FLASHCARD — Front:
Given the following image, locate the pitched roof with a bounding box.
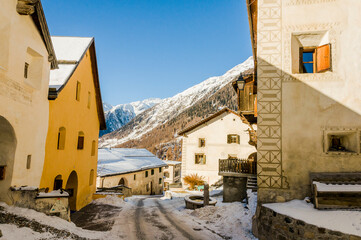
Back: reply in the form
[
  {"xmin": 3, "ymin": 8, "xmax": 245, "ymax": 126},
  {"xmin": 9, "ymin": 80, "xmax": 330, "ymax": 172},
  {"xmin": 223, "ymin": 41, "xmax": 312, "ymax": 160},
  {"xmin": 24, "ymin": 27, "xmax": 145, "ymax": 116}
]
[
  {"xmin": 48, "ymin": 36, "xmax": 106, "ymax": 130},
  {"xmin": 163, "ymin": 160, "xmax": 182, "ymax": 165},
  {"xmin": 97, "ymin": 148, "xmax": 167, "ymax": 177},
  {"xmin": 178, "ymin": 107, "xmax": 241, "ymax": 136}
]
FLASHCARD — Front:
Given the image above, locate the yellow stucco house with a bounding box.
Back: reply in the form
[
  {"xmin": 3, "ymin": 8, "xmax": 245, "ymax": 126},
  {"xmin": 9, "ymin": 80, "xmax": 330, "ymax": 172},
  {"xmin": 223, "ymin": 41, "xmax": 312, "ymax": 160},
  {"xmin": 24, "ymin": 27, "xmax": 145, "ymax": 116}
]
[
  {"xmin": 0, "ymin": 0, "xmax": 57, "ymax": 204},
  {"xmin": 40, "ymin": 36, "xmax": 106, "ymax": 211}
]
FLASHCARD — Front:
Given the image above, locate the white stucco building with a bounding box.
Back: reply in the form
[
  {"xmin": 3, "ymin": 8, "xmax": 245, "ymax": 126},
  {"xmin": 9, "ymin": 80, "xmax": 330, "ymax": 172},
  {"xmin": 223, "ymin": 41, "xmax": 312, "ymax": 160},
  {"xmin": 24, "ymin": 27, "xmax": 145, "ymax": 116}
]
[
  {"xmin": 0, "ymin": 0, "xmax": 57, "ymax": 204},
  {"xmin": 163, "ymin": 160, "xmax": 181, "ymax": 190},
  {"xmin": 97, "ymin": 148, "xmax": 167, "ymax": 195},
  {"xmin": 179, "ymin": 108, "xmax": 256, "ymax": 186}
]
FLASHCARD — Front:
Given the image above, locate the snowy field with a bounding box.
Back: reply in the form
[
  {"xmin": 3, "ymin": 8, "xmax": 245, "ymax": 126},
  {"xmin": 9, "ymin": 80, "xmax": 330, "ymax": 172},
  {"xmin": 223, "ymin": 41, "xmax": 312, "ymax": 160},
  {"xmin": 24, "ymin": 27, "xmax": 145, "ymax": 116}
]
[{"xmin": 0, "ymin": 189, "xmax": 258, "ymax": 240}]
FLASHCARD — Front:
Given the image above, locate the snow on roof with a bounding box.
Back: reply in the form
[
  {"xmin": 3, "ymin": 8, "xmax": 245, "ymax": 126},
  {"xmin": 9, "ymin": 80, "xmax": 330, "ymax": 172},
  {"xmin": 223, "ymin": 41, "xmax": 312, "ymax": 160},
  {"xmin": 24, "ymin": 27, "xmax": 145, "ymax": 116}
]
[
  {"xmin": 98, "ymin": 148, "xmax": 167, "ymax": 177},
  {"xmin": 313, "ymin": 181, "xmax": 361, "ymax": 192},
  {"xmin": 264, "ymin": 200, "xmax": 361, "ymax": 237},
  {"xmin": 49, "ymin": 36, "xmax": 93, "ymax": 90},
  {"xmin": 164, "ymin": 160, "xmax": 182, "ymax": 165}
]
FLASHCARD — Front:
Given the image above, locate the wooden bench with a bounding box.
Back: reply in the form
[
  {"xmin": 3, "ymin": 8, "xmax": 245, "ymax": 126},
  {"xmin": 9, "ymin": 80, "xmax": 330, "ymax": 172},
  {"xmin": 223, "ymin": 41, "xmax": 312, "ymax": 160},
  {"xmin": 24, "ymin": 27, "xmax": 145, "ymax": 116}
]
[{"xmin": 310, "ymin": 172, "xmax": 361, "ymax": 209}]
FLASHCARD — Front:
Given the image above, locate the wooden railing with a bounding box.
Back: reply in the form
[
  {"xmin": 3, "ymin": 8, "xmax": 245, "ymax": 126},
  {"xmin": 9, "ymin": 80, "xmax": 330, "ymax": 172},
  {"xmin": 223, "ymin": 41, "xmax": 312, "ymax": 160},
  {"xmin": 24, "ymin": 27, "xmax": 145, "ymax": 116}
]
[{"xmin": 219, "ymin": 158, "xmax": 257, "ymax": 175}]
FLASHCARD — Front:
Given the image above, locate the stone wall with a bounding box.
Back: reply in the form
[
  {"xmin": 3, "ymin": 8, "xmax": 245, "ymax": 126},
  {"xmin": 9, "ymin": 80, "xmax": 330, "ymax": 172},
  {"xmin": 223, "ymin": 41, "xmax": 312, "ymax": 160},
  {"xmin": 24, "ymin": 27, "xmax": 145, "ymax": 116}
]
[{"xmin": 255, "ymin": 205, "xmax": 361, "ymax": 240}]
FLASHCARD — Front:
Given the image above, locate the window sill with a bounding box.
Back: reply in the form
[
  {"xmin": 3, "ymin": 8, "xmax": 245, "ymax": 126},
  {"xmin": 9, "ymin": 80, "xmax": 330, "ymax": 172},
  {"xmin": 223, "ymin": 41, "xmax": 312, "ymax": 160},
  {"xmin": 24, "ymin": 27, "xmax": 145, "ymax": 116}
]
[{"xmin": 324, "ymin": 151, "xmax": 359, "ymax": 156}]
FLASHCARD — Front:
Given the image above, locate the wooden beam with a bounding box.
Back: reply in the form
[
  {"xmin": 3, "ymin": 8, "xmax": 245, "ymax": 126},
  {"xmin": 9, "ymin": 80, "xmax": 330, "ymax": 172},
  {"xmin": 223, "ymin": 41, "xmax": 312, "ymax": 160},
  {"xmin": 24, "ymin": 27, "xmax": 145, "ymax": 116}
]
[{"xmin": 16, "ymin": 0, "xmax": 39, "ymax": 15}]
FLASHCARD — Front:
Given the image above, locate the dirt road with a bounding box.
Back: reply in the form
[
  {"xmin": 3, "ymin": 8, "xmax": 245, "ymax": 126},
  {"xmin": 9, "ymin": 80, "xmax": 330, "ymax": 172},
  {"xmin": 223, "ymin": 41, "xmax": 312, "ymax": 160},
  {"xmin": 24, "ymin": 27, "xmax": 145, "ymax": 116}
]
[{"xmin": 74, "ymin": 196, "xmax": 222, "ymax": 240}]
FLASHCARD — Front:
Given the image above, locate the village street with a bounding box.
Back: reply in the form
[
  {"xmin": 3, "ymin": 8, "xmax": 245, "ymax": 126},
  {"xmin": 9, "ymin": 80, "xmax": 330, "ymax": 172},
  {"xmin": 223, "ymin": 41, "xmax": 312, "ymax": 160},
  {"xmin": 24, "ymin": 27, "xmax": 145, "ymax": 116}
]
[{"xmin": 69, "ymin": 192, "xmax": 258, "ymax": 240}]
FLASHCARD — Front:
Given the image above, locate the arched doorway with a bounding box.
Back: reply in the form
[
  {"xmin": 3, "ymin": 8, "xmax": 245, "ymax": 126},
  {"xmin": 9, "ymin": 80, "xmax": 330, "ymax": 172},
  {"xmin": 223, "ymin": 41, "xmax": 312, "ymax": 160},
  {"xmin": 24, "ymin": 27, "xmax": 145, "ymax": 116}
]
[
  {"xmin": 0, "ymin": 116, "xmax": 17, "ymax": 201},
  {"xmin": 247, "ymin": 152, "xmax": 257, "ymax": 174},
  {"xmin": 65, "ymin": 171, "xmax": 78, "ymax": 211},
  {"xmin": 118, "ymin": 177, "xmax": 127, "ymax": 187}
]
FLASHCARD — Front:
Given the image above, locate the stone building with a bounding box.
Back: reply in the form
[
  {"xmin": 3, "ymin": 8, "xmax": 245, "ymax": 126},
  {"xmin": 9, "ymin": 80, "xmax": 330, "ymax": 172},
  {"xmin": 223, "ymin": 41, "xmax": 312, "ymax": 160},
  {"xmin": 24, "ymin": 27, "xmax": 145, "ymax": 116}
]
[
  {"xmin": 40, "ymin": 36, "xmax": 106, "ymax": 211},
  {"xmin": 163, "ymin": 160, "xmax": 181, "ymax": 190},
  {"xmin": 179, "ymin": 108, "xmax": 256, "ymax": 186},
  {"xmin": 97, "ymin": 148, "xmax": 167, "ymax": 195},
  {"xmin": 0, "ymin": 0, "xmax": 57, "ymax": 204},
  {"xmin": 246, "ymin": 0, "xmax": 361, "ymax": 204}
]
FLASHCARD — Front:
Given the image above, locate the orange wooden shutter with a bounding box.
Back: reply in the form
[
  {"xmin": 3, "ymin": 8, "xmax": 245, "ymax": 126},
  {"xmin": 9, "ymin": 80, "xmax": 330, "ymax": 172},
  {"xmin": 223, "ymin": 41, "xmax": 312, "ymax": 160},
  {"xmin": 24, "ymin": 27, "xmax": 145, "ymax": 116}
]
[{"xmin": 316, "ymin": 44, "xmax": 331, "ymax": 73}]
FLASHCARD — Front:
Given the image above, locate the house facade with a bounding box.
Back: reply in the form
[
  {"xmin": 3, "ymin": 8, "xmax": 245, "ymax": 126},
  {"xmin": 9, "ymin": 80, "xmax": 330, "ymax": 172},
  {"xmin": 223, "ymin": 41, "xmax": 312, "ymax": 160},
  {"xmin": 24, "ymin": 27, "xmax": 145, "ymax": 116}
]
[
  {"xmin": 97, "ymin": 148, "xmax": 167, "ymax": 195},
  {"xmin": 40, "ymin": 37, "xmax": 106, "ymax": 211},
  {"xmin": 0, "ymin": 0, "xmax": 57, "ymax": 204},
  {"xmin": 163, "ymin": 160, "xmax": 181, "ymax": 189},
  {"xmin": 179, "ymin": 108, "xmax": 256, "ymax": 186},
  {"xmin": 246, "ymin": 0, "xmax": 361, "ymax": 204}
]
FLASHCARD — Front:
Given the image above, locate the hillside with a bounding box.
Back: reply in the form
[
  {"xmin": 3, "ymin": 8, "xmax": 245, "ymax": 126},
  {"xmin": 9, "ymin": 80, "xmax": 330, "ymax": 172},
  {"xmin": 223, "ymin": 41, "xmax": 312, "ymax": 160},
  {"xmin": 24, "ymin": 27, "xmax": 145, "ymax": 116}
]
[{"xmin": 99, "ymin": 57, "xmax": 254, "ymax": 159}]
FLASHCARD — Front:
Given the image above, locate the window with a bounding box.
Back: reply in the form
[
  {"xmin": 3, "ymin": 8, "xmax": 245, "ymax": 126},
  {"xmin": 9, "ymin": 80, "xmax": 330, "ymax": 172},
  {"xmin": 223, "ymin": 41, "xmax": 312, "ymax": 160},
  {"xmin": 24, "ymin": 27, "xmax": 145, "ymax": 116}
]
[
  {"xmin": 57, "ymin": 127, "xmax": 66, "ymax": 150},
  {"xmin": 77, "ymin": 131, "xmax": 84, "ymax": 150},
  {"xmin": 195, "ymin": 154, "xmax": 206, "ymax": 165},
  {"xmin": 134, "ymin": 174, "xmax": 136, "ymax": 180},
  {"xmin": 151, "ymin": 169, "xmax": 154, "ymax": 175},
  {"xmin": 87, "ymin": 91, "xmax": 91, "ymax": 109},
  {"xmin": 159, "ymin": 178, "xmax": 162, "ymax": 184},
  {"xmin": 145, "ymin": 171, "xmax": 148, "ymax": 178},
  {"xmin": 0, "ymin": 166, "xmax": 5, "ymax": 180},
  {"xmin": 175, "ymin": 170, "xmax": 180, "ymax": 177},
  {"xmin": 227, "ymin": 134, "xmax": 240, "ymax": 144},
  {"xmin": 164, "ymin": 172, "xmax": 170, "ymax": 178},
  {"xmin": 26, "ymin": 155, "xmax": 31, "ymax": 169},
  {"xmin": 24, "ymin": 47, "xmax": 43, "ymax": 89},
  {"xmin": 53, "ymin": 175, "xmax": 63, "ymax": 190},
  {"xmin": 159, "ymin": 167, "xmax": 162, "ymax": 173},
  {"xmin": 24, "ymin": 62, "xmax": 29, "ymax": 78},
  {"xmin": 324, "ymin": 129, "xmax": 359, "ymax": 154},
  {"xmin": 300, "ymin": 44, "xmax": 331, "ymax": 73},
  {"xmin": 91, "ymin": 140, "xmax": 96, "ymax": 156},
  {"xmin": 76, "ymin": 81, "xmax": 81, "ymax": 101},
  {"xmin": 199, "ymin": 138, "xmax": 205, "ymax": 147},
  {"xmin": 89, "ymin": 169, "xmax": 94, "ymax": 186}
]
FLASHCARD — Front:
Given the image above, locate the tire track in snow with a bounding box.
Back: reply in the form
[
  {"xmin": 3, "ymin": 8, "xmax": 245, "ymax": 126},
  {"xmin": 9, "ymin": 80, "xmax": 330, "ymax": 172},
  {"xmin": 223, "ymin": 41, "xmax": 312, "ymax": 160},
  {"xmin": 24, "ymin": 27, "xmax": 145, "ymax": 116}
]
[
  {"xmin": 135, "ymin": 199, "xmax": 146, "ymax": 240},
  {"xmin": 155, "ymin": 200, "xmax": 207, "ymax": 240}
]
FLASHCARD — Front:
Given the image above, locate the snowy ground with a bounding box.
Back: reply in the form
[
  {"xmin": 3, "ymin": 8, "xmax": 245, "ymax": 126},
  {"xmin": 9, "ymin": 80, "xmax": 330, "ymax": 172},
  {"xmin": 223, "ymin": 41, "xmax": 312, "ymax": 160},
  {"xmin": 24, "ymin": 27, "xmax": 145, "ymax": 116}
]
[
  {"xmin": 264, "ymin": 200, "xmax": 361, "ymax": 237},
  {"xmin": 0, "ymin": 189, "xmax": 258, "ymax": 240}
]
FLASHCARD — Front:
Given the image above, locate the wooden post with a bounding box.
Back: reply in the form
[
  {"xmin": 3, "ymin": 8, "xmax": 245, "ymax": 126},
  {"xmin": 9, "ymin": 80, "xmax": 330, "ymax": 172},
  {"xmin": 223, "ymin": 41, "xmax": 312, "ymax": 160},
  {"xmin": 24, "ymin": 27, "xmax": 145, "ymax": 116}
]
[{"xmin": 204, "ymin": 183, "xmax": 209, "ymax": 206}]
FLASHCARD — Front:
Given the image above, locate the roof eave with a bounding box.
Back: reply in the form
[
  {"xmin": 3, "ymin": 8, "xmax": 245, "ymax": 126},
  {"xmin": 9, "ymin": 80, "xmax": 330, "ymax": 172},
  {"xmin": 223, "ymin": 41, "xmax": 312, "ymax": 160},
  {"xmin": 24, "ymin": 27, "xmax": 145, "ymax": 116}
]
[{"xmin": 17, "ymin": 0, "xmax": 58, "ymax": 69}]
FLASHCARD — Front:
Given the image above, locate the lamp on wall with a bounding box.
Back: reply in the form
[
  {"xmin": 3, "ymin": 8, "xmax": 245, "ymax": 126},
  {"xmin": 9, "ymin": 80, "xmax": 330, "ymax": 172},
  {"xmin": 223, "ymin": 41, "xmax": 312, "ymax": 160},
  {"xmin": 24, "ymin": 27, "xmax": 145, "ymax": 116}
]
[{"xmin": 236, "ymin": 75, "xmax": 246, "ymax": 90}]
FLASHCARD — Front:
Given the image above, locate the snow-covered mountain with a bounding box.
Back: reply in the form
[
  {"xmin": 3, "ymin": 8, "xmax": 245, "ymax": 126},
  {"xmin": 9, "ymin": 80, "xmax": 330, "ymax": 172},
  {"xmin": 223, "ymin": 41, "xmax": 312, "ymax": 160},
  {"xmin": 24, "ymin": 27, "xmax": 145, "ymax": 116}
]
[
  {"xmin": 100, "ymin": 98, "xmax": 162, "ymax": 136},
  {"xmin": 100, "ymin": 57, "xmax": 254, "ymax": 147}
]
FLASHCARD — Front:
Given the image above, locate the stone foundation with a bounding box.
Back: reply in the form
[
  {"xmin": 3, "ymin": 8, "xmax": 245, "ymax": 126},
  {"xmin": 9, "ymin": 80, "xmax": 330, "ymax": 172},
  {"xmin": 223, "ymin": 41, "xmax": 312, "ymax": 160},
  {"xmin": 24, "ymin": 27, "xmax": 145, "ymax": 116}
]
[
  {"xmin": 10, "ymin": 189, "xmax": 70, "ymax": 220},
  {"xmin": 254, "ymin": 205, "xmax": 361, "ymax": 240}
]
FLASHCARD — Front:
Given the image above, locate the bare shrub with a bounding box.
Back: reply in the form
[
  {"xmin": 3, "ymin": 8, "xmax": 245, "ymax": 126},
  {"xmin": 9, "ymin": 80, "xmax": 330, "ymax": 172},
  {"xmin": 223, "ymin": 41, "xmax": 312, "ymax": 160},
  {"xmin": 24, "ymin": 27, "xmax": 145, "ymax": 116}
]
[{"xmin": 183, "ymin": 174, "xmax": 205, "ymax": 190}]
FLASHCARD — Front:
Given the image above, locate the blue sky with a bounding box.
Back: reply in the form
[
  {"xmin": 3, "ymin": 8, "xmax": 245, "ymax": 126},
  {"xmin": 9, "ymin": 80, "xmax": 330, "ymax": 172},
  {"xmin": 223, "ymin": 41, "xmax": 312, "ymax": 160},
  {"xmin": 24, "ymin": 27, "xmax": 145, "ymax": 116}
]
[{"xmin": 43, "ymin": 0, "xmax": 252, "ymax": 105}]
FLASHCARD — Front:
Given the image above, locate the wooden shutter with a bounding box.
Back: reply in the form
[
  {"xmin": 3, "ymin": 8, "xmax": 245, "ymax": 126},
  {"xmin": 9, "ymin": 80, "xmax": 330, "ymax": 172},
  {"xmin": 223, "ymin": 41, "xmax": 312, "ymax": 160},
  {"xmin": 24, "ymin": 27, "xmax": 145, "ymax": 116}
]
[
  {"xmin": 316, "ymin": 44, "xmax": 331, "ymax": 73},
  {"xmin": 203, "ymin": 155, "xmax": 206, "ymax": 164},
  {"xmin": 227, "ymin": 135, "xmax": 231, "ymax": 143},
  {"xmin": 237, "ymin": 135, "xmax": 240, "ymax": 144}
]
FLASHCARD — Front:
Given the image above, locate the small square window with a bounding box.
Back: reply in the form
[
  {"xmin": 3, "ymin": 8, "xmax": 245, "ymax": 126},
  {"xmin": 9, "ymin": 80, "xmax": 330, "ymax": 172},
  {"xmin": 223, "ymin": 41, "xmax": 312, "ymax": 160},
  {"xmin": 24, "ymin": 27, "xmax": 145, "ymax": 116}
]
[
  {"xmin": 300, "ymin": 48, "xmax": 316, "ymax": 73},
  {"xmin": 151, "ymin": 169, "xmax": 154, "ymax": 175},
  {"xmin": 227, "ymin": 134, "xmax": 240, "ymax": 144},
  {"xmin": 195, "ymin": 154, "xmax": 206, "ymax": 165},
  {"xmin": 199, "ymin": 138, "xmax": 205, "ymax": 147},
  {"xmin": 77, "ymin": 136, "xmax": 84, "ymax": 150},
  {"xmin": 134, "ymin": 174, "xmax": 136, "ymax": 180},
  {"xmin": 159, "ymin": 167, "xmax": 162, "ymax": 173},
  {"xmin": 159, "ymin": 178, "xmax": 162, "ymax": 184},
  {"xmin": 145, "ymin": 171, "xmax": 148, "ymax": 178}
]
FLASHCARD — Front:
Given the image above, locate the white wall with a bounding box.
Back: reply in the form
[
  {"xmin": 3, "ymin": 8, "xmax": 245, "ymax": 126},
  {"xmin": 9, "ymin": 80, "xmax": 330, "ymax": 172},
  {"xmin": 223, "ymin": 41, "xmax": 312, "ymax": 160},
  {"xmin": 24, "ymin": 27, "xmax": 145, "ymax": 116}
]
[
  {"xmin": 181, "ymin": 112, "xmax": 256, "ymax": 186},
  {"xmin": 0, "ymin": 0, "xmax": 50, "ymax": 203}
]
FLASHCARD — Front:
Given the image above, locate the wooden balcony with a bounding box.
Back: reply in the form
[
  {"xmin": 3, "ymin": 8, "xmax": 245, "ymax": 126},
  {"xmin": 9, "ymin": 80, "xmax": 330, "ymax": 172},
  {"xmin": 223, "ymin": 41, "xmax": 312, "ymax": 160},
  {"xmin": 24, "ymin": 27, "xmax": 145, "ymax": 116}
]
[{"xmin": 219, "ymin": 158, "xmax": 257, "ymax": 177}]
